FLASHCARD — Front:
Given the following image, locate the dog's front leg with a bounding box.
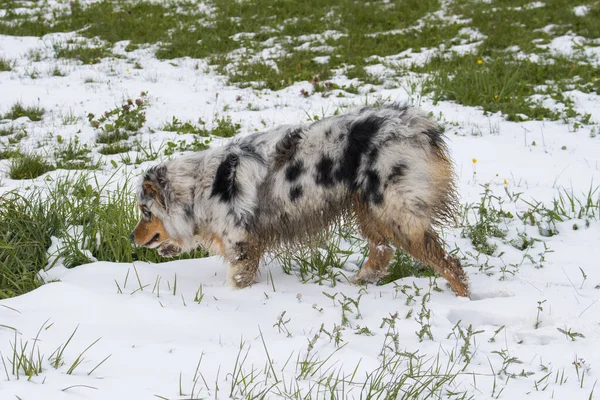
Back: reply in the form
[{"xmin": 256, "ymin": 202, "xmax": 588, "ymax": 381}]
[{"xmin": 226, "ymin": 241, "xmax": 263, "ymax": 289}]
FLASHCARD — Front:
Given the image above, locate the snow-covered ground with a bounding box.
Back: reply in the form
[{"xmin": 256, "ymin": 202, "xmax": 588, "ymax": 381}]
[{"xmin": 1, "ymin": 20, "xmax": 600, "ymax": 400}]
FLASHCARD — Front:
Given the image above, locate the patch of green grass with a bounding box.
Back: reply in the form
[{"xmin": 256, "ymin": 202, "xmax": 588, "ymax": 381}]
[
  {"xmin": 55, "ymin": 138, "xmax": 98, "ymax": 170},
  {"xmin": 0, "ymin": 173, "xmax": 208, "ymax": 298},
  {"xmin": 2, "ymin": 102, "xmax": 45, "ymax": 121},
  {"xmin": 76, "ymin": 1, "xmax": 200, "ymax": 47},
  {"xmin": 210, "ymin": 115, "xmax": 241, "ymax": 138},
  {"xmin": 0, "ymin": 57, "xmax": 13, "ymax": 71},
  {"xmin": 26, "ymin": 68, "xmax": 40, "ymax": 79},
  {"xmin": 0, "ymin": 190, "xmax": 59, "ymax": 299},
  {"xmin": 0, "ymin": 1, "xmax": 201, "ymax": 46},
  {"xmin": 410, "ymin": 0, "xmax": 600, "ymax": 121},
  {"xmin": 161, "ymin": 117, "xmax": 208, "ymax": 136},
  {"xmin": 460, "ymin": 187, "xmax": 511, "ymax": 256},
  {"xmin": 98, "ymin": 142, "xmax": 132, "ymax": 155},
  {"xmin": 420, "ymin": 54, "xmax": 599, "ymax": 121},
  {"xmin": 163, "ymin": 137, "xmax": 211, "ymax": 157},
  {"xmin": 380, "ymin": 250, "xmax": 433, "ymax": 285},
  {"xmin": 203, "ymin": 0, "xmax": 455, "ymax": 89},
  {"xmin": 449, "ymin": 0, "xmax": 600, "ymax": 56},
  {"xmin": 0, "ymin": 147, "xmax": 21, "ymax": 160},
  {"xmin": 90, "ymin": 94, "xmax": 148, "ymax": 144},
  {"xmin": 53, "ymin": 40, "xmax": 113, "ymax": 64},
  {"xmin": 125, "ymin": 43, "xmax": 140, "ymax": 52},
  {"xmin": 60, "ymin": 109, "xmax": 79, "ymax": 125},
  {"xmin": 27, "ymin": 48, "xmax": 44, "ymax": 62},
  {"xmin": 96, "ymin": 130, "xmax": 131, "ymax": 144},
  {"xmin": 9, "ymin": 153, "xmax": 55, "ymax": 180},
  {"xmin": 7, "ymin": 130, "xmax": 27, "ymax": 144},
  {"xmin": 0, "ymin": 124, "xmax": 17, "ymax": 136},
  {"xmin": 51, "ymin": 65, "xmax": 67, "ymax": 76},
  {"xmin": 0, "ymin": 0, "xmax": 445, "ymax": 89},
  {"xmin": 228, "ymin": 52, "xmax": 334, "ymax": 91}
]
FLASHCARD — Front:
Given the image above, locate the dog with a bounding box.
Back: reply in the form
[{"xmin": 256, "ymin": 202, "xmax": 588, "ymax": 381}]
[{"xmin": 130, "ymin": 103, "xmax": 470, "ymax": 297}]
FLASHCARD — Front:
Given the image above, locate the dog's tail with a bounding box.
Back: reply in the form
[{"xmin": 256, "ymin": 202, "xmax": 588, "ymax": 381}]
[
  {"xmin": 420, "ymin": 118, "xmax": 459, "ymax": 228},
  {"xmin": 383, "ymin": 103, "xmax": 459, "ymax": 228}
]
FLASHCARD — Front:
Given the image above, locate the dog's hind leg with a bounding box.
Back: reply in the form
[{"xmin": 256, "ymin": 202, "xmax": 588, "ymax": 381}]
[
  {"xmin": 351, "ymin": 202, "xmax": 394, "ymax": 284},
  {"xmin": 390, "ymin": 222, "xmax": 470, "ymax": 298}
]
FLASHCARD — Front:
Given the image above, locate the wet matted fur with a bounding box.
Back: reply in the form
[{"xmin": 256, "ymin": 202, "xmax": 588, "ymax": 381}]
[{"xmin": 131, "ymin": 104, "xmax": 470, "ymax": 297}]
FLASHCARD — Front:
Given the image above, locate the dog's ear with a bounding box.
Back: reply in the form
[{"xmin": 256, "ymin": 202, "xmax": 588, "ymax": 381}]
[
  {"xmin": 142, "ymin": 180, "xmax": 167, "ymax": 208},
  {"xmin": 142, "ymin": 165, "xmax": 171, "ymax": 209},
  {"xmin": 143, "ymin": 165, "xmax": 171, "ymax": 207}
]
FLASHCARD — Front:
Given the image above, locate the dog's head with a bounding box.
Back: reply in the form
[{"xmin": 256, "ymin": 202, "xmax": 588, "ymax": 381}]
[{"xmin": 130, "ymin": 166, "xmax": 174, "ymax": 250}]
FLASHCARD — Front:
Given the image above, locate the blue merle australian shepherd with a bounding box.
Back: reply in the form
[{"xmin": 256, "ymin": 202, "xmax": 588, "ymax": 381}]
[{"xmin": 131, "ymin": 104, "xmax": 470, "ymax": 297}]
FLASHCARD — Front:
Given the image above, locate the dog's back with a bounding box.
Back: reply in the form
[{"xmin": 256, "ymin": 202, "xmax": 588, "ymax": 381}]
[{"xmin": 243, "ymin": 104, "xmax": 456, "ymax": 243}]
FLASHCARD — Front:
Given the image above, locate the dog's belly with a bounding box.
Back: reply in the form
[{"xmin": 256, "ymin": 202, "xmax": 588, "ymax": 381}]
[{"xmin": 252, "ymin": 182, "xmax": 352, "ymax": 243}]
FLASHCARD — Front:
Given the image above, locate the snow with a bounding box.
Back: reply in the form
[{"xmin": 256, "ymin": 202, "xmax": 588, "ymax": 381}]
[
  {"xmin": 573, "ymin": 5, "xmax": 590, "ymax": 17},
  {"xmin": 1, "ymin": 11, "xmax": 600, "ymax": 400},
  {"xmin": 542, "ymin": 34, "xmax": 600, "ymax": 65}
]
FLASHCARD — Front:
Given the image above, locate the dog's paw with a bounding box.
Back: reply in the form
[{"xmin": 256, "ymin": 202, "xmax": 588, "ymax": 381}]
[
  {"xmin": 351, "ymin": 268, "xmax": 388, "ymax": 285},
  {"xmin": 231, "ymin": 272, "xmax": 258, "ymax": 289},
  {"xmin": 158, "ymin": 242, "xmax": 182, "ymax": 258}
]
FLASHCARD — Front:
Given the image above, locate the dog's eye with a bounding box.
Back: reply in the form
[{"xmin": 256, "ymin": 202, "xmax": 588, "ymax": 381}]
[{"xmin": 141, "ymin": 207, "xmax": 152, "ymax": 219}]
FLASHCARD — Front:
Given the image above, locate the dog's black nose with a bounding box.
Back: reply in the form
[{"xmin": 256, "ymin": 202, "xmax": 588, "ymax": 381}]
[{"xmin": 129, "ymin": 232, "xmax": 135, "ymax": 243}]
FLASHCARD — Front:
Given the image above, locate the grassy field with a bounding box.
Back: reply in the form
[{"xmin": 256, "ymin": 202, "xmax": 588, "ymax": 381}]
[
  {"xmin": 1, "ymin": 1, "xmax": 600, "ymax": 399},
  {"xmin": 1, "ymin": 0, "xmax": 599, "ymax": 118}
]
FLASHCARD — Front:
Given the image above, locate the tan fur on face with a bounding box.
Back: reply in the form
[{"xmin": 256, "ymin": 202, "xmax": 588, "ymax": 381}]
[{"xmin": 132, "ymin": 215, "xmax": 170, "ymax": 246}]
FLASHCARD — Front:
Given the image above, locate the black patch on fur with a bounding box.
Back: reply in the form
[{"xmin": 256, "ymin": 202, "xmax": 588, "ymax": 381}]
[
  {"xmin": 324, "ymin": 129, "xmax": 331, "ymax": 138},
  {"xmin": 388, "ymin": 163, "xmax": 407, "ymax": 182},
  {"xmin": 210, "ymin": 153, "xmax": 239, "ymax": 202},
  {"xmin": 183, "ymin": 203, "xmax": 194, "ymax": 220},
  {"xmin": 285, "ymin": 160, "xmax": 304, "ymax": 182},
  {"xmin": 368, "ymin": 148, "xmax": 379, "ymax": 164},
  {"xmin": 362, "ymin": 169, "xmax": 384, "ymax": 205},
  {"xmin": 423, "ymin": 126, "xmax": 445, "ymax": 151},
  {"xmin": 315, "ymin": 156, "xmax": 335, "ymax": 187},
  {"xmin": 289, "ymin": 185, "xmax": 303, "ymax": 202},
  {"xmin": 335, "ymin": 116, "xmax": 384, "ymax": 188},
  {"xmin": 274, "ymin": 128, "xmax": 303, "ymax": 168}
]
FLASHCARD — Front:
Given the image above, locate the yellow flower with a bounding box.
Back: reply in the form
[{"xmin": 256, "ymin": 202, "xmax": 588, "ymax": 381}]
[
  {"xmin": 89, "ymin": 61, "xmax": 93, "ymax": 65},
  {"xmin": 126, "ymin": 68, "xmax": 130, "ymax": 73},
  {"xmin": 477, "ymin": 59, "xmax": 483, "ymax": 65},
  {"xmin": 494, "ymin": 94, "xmax": 499, "ymax": 99},
  {"xmin": 472, "ymin": 158, "xmax": 477, "ymax": 164},
  {"xmin": 503, "ymin": 179, "xmax": 508, "ymax": 185}
]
